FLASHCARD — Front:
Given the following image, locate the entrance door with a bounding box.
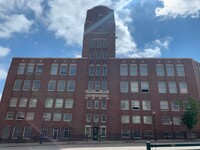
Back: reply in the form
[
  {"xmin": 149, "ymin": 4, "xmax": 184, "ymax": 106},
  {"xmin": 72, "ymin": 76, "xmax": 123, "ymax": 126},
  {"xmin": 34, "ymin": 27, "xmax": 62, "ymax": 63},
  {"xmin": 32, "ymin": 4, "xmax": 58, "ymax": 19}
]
[
  {"xmin": 52, "ymin": 128, "xmax": 59, "ymax": 140},
  {"xmin": 93, "ymin": 127, "xmax": 99, "ymax": 140}
]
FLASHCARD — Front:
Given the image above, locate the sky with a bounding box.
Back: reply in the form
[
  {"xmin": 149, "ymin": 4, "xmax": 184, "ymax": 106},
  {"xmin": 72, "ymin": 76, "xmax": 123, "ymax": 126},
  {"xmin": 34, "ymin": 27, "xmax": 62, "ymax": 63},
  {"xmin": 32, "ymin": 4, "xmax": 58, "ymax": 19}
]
[{"xmin": 0, "ymin": 0, "xmax": 200, "ymax": 100}]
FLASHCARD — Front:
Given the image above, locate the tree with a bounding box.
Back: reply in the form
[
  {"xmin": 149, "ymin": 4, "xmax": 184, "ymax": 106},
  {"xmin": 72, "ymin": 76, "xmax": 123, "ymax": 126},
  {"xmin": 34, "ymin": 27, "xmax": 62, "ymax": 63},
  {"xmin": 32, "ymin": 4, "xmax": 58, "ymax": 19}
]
[{"xmin": 181, "ymin": 97, "xmax": 200, "ymax": 139}]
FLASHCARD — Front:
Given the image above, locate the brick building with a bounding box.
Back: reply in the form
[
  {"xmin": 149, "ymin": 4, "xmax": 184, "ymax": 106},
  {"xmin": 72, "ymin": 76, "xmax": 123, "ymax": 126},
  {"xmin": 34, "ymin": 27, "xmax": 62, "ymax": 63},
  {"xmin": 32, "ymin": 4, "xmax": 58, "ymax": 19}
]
[{"xmin": 0, "ymin": 5, "xmax": 200, "ymax": 141}]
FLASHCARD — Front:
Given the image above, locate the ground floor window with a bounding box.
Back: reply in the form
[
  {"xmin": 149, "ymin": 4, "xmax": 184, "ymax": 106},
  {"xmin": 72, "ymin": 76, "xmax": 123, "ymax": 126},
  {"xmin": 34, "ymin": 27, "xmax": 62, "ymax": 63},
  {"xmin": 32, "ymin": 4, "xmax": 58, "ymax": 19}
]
[
  {"xmin": 63, "ymin": 128, "xmax": 70, "ymax": 139},
  {"xmin": 133, "ymin": 130, "xmax": 142, "ymax": 139},
  {"xmin": 144, "ymin": 130, "xmax": 153, "ymax": 138},
  {"xmin": 2, "ymin": 125, "xmax": 11, "ymax": 139},
  {"xmin": 42, "ymin": 127, "xmax": 48, "ymax": 138},
  {"xmin": 23, "ymin": 126, "xmax": 32, "ymax": 138},
  {"xmin": 12, "ymin": 126, "xmax": 21, "ymax": 138},
  {"xmin": 100, "ymin": 126, "xmax": 106, "ymax": 137},
  {"xmin": 121, "ymin": 129, "xmax": 130, "ymax": 139},
  {"xmin": 85, "ymin": 125, "xmax": 92, "ymax": 137}
]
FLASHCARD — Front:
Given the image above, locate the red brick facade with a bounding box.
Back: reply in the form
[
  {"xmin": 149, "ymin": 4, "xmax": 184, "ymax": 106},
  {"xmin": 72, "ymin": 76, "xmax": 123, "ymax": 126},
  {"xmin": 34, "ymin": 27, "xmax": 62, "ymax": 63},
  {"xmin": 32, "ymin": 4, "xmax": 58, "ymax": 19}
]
[{"xmin": 0, "ymin": 6, "xmax": 200, "ymax": 141}]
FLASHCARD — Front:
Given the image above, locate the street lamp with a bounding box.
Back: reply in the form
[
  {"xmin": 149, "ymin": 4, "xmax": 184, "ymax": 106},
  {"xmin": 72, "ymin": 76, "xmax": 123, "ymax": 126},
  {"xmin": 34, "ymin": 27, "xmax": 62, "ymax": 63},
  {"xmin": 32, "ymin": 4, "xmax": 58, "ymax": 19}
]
[
  {"xmin": 40, "ymin": 114, "xmax": 46, "ymax": 144},
  {"xmin": 152, "ymin": 111, "xmax": 157, "ymax": 141}
]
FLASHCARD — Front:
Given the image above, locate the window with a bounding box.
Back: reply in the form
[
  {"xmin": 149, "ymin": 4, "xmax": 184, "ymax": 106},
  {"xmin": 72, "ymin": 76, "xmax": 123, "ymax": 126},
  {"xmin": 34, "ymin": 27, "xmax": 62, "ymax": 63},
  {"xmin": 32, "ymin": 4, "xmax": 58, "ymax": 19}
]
[
  {"xmin": 133, "ymin": 130, "xmax": 142, "ymax": 139},
  {"xmin": 42, "ymin": 128, "xmax": 48, "ymax": 137},
  {"xmin": 48, "ymin": 80, "xmax": 56, "ymax": 91},
  {"xmin": 102, "ymin": 81, "xmax": 107, "ymax": 91},
  {"xmin": 26, "ymin": 63, "xmax": 34, "ymax": 75},
  {"xmin": 141, "ymin": 81, "xmax": 149, "ymax": 93},
  {"xmin": 55, "ymin": 98, "xmax": 63, "ymax": 108},
  {"xmin": 131, "ymin": 100, "xmax": 140, "ymax": 110},
  {"xmin": 171, "ymin": 101, "xmax": 180, "ymax": 111},
  {"xmin": 12, "ymin": 126, "xmax": 21, "ymax": 138},
  {"xmin": 50, "ymin": 64, "xmax": 58, "ymax": 75},
  {"xmin": 6, "ymin": 112, "xmax": 15, "ymax": 120},
  {"xmin": 17, "ymin": 63, "xmax": 25, "ymax": 75},
  {"xmin": 121, "ymin": 100, "xmax": 129, "ymax": 110},
  {"xmin": 89, "ymin": 65, "xmax": 94, "ymax": 76},
  {"xmin": 60, "ymin": 64, "xmax": 67, "ymax": 75},
  {"xmin": 176, "ymin": 64, "xmax": 185, "ymax": 76},
  {"xmin": 29, "ymin": 98, "xmax": 37, "ymax": 107},
  {"xmin": 19, "ymin": 98, "xmax": 27, "ymax": 107},
  {"xmin": 131, "ymin": 82, "xmax": 138, "ymax": 93},
  {"xmin": 103, "ymin": 51, "xmax": 107, "ymax": 59},
  {"xmin": 143, "ymin": 116, "xmax": 152, "ymax": 124},
  {"xmin": 35, "ymin": 64, "xmax": 43, "ymax": 75},
  {"xmin": 130, "ymin": 64, "xmax": 137, "ymax": 76},
  {"xmin": 69, "ymin": 64, "xmax": 76, "ymax": 75},
  {"xmin": 179, "ymin": 82, "xmax": 188, "ymax": 94},
  {"xmin": 44, "ymin": 113, "xmax": 51, "ymax": 121},
  {"xmin": 158, "ymin": 82, "xmax": 167, "ymax": 93},
  {"xmin": 88, "ymin": 81, "xmax": 93, "ymax": 91},
  {"xmin": 63, "ymin": 113, "xmax": 72, "ymax": 122},
  {"xmin": 101, "ymin": 99, "xmax": 107, "ymax": 109},
  {"xmin": 121, "ymin": 129, "xmax": 130, "ymax": 138},
  {"xmin": 160, "ymin": 101, "xmax": 169, "ymax": 111},
  {"xmin": 26, "ymin": 112, "xmax": 35, "ymax": 120},
  {"xmin": 101, "ymin": 114, "xmax": 106, "ymax": 123},
  {"xmin": 90, "ymin": 51, "xmax": 95, "ymax": 59},
  {"xmin": 103, "ymin": 39, "xmax": 107, "ymax": 48},
  {"xmin": 13, "ymin": 79, "xmax": 22, "ymax": 91},
  {"xmin": 2, "ymin": 125, "xmax": 11, "ymax": 139},
  {"xmin": 53, "ymin": 113, "xmax": 62, "ymax": 121},
  {"xmin": 9, "ymin": 97, "xmax": 17, "ymax": 107},
  {"xmin": 161, "ymin": 116, "xmax": 170, "ymax": 125},
  {"xmin": 67, "ymin": 80, "xmax": 75, "ymax": 91},
  {"xmin": 144, "ymin": 130, "xmax": 153, "ymax": 138},
  {"xmin": 142, "ymin": 100, "xmax": 151, "ymax": 110},
  {"xmin": 120, "ymin": 81, "xmax": 128, "ymax": 92},
  {"xmin": 23, "ymin": 126, "xmax": 32, "ymax": 138},
  {"xmin": 57, "ymin": 80, "xmax": 66, "ymax": 91},
  {"xmin": 120, "ymin": 64, "xmax": 128, "ymax": 76},
  {"xmin": 96, "ymin": 65, "xmax": 101, "ymax": 76},
  {"xmin": 173, "ymin": 116, "xmax": 181, "ymax": 125},
  {"xmin": 95, "ymin": 81, "xmax": 100, "ymax": 91},
  {"xmin": 90, "ymin": 39, "xmax": 96, "ymax": 48},
  {"xmin": 168, "ymin": 82, "xmax": 177, "ymax": 93},
  {"xmin": 100, "ymin": 126, "xmax": 106, "ymax": 137},
  {"xmin": 156, "ymin": 64, "xmax": 164, "ymax": 76},
  {"xmin": 121, "ymin": 115, "xmax": 130, "ymax": 123},
  {"xmin": 97, "ymin": 51, "xmax": 101, "ymax": 59},
  {"xmin": 86, "ymin": 114, "xmax": 91, "ymax": 122},
  {"xmin": 45, "ymin": 98, "xmax": 53, "ymax": 108},
  {"xmin": 65, "ymin": 98, "xmax": 73, "ymax": 108},
  {"xmin": 102, "ymin": 65, "xmax": 107, "ymax": 76},
  {"xmin": 94, "ymin": 100, "xmax": 99, "ymax": 109},
  {"xmin": 132, "ymin": 115, "xmax": 141, "ymax": 124},
  {"xmin": 94, "ymin": 114, "xmax": 99, "ymax": 122},
  {"xmin": 140, "ymin": 64, "xmax": 148, "ymax": 76},
  {"xmin": 32, "ymin": 80, "xmax": 40, "ymax": 91},
  {"xmin": 85, "ymin": 125, "xmax": 92, "ymax": 137},
  {"xmin": 63, "ymin": 128, "xmax": 70, "ymax": 138},
  {"xmin": 166, "ymin": 64, "xmax": 174, "ymax": 76},
  {"xmin": 23, "ymin": 80, "xmax": 31, "ymax": 91},
  {"xmin": 87, "ymin": 100, "xmax": 92, "ymax": 109},
  {"xmin": 16, "ymin": 112, "xmax": 25, "ymax": 120}
]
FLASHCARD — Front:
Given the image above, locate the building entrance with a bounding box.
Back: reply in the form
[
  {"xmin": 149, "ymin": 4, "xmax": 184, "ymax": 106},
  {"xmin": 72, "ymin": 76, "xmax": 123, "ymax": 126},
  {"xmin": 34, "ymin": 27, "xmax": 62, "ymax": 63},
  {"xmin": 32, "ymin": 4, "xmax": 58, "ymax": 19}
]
[{"xmin": 93, "ymin": 127, "xmax": 99, "ymax": 140}]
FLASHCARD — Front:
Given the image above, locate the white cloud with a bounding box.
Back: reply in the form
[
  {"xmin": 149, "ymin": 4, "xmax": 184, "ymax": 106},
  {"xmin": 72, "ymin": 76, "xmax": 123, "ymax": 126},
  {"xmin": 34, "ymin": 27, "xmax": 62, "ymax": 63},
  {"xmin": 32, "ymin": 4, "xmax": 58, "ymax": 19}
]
[
  {"xmin": 0, "ymin": 0, "xmax": 44, "ymax": 39},
  {"xmin": 0, "ymin": 14, "xmax": 33, "ymax": 38},
  {"xmin": 130, "ymin": 47, "xmax": 161, "ymax": 58},
  {"xmin": 155, "ymin": 0, "xmax": 200, "ymax": 18},
  {"xmin": 0, "ymin": 46, "xmax": 10, "ymax": 57},
  {"xmin": 0, "ymin": 65, "xmax": 7, "ymax": 80}
]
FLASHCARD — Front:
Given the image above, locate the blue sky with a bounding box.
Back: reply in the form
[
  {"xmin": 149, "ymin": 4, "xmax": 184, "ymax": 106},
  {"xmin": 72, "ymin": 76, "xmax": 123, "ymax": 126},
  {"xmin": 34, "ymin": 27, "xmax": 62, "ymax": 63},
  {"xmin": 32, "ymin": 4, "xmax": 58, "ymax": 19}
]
[{"xmin": 0, "ymin": 0, "xmax": 200, "ymax": 100}]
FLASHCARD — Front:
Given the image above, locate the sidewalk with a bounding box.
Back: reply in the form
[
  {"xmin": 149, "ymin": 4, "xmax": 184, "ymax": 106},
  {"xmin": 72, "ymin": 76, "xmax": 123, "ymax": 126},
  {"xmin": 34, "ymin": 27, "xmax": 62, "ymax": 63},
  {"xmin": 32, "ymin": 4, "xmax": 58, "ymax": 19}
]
[{"xmin": 0, "ymin": 139, "xmax": 199, "ymax": 148}]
